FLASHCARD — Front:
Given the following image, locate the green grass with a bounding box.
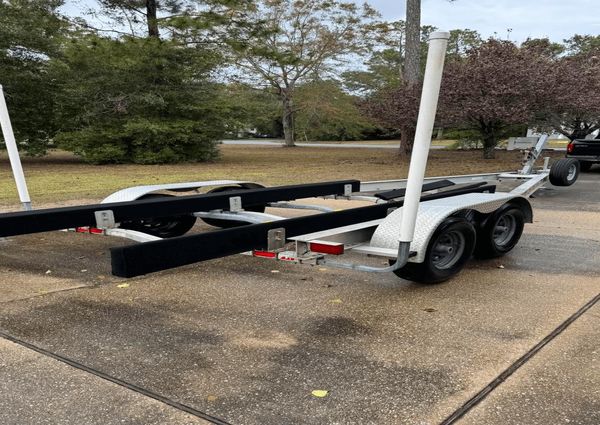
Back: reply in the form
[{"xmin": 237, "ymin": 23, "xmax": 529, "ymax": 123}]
[{"xmin": 0, "ymin": 146, "xmax": 562, "ymax": 208}]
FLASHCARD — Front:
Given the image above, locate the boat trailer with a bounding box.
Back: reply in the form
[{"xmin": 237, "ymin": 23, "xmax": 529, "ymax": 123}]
[{"xmin": 0, "ymin": 32, "xmax": 581, "ymax": 283}]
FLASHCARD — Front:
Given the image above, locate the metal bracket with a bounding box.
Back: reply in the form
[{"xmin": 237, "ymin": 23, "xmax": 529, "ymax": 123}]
[
  {"xmin": 229, "ymin": 196, "xmax": 242, "ymax": 212},
  {"xmin": 94, "ymin": 210, "xmax": 115, "ymax": 229},
  {"xmin": 267, "ymin": 228, "xmax": 286, "ymax": 251},
  {"xmin": 344, "ymin": 184, "xmax": 353, "ymax": 196}
]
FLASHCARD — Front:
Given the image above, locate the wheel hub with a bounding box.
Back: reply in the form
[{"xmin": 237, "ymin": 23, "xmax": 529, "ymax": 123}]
[
  {"xmin": 493, "ymin": 214, "xmax": 517, "ymax": 247},
  {"xmin": 432, "ymin": 230, "xmax": 465, "ymax": 270}
]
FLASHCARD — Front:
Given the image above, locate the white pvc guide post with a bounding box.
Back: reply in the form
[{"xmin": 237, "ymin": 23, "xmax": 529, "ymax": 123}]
[
  {"xmin": 0, "ymin": 85, "xmax": 32, "ymax": 210},
  {"xmin": 399, "ymin": 32, "xmax": 449, "ymax": 243}
]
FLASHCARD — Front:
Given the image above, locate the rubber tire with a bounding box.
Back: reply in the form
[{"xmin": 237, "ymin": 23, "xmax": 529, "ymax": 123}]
[
  {"xmin": 474, "ymin": 204, "xmax": 525, "ymax": 259},
  {"xmin": 120, "ymin": 194, "xmax": 197, "ymax": 238},
  {"xmin": 200, "ymin": 185, "xmax": 266, "ymax": 228},
  {"xmin": 392, "ymin": 217, "xmax": 476, "ymax": 284},
  {"xmin": 549, "ymin": 158, "xmax": 580, "ymax": 186},
  {"xmin": 579, "ymin": 160, "xmax": 594, "ymax": 172}
]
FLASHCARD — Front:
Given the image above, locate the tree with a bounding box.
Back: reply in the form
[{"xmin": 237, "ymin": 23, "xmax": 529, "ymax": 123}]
[
  {"xmin": 446, "ymin": 29, "xmax": 482, "ymax": 59},
  {"xmin": 223, "ymin": 83, "xmax": 282, "ymax": 137},
  {"xmin": 440, "ymin": 40, "xmax": 550, "ymax": 159},
  {"xmin": 0, "ymin": 0, "xmax": 66, "ymax": 155},
  {"xmin": 564, "ymin": 34, "xmax": 600, "ymax": 55},
  {"xmin": 295, "ymin": 80, "xmax": 373, "ymax": 141},
  {"xmin": 86, "ymin": 0, "xmax": 190, "ymax": 38},
  {"xmin": 361, "ymin": 81, "xmax": 421, "ymax": 149},
  {"xmin": 51, "ymin": 35, "xmax": 227, "ymax": 164},
  {"xmin": 536, "ymin": 46, "xmax": 600, "ymax": 140},
  {"xmin": 222, "ymin": 0, "xmax": 378, "ymax": 147},
  {"xmin": 342, "ymin": 48, "xmax": 402, "ymax": 94},
  {"xmin": 520, "ymin": 37, "xmax": 564, "ymax": 59}
]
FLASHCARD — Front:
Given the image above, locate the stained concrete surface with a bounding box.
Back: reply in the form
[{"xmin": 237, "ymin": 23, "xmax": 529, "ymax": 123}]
[
  {"xmin": 0, "ymin": 338, "xmax": 210, "ymax": 425},
  {"xmin": 0, "ymin": 169, "xmax": 598, "ymax": 424},
  {"xmin": 460, "ymin": 303, "xmax": 600, "ymax": 425}
]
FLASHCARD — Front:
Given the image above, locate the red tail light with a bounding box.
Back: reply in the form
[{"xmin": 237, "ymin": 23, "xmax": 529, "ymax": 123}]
[
  {"xmin": 309, "ymin": 242, "xmax": 344, "ymax": 255},
  {"xmin": 567, "ymin": 142, "xmax": 574, "ymax": 153},
  {"xmin": 75, "ymin": 226, "xmax": 103, "ymax": 234},
  {"xmin": 253, "ymin": 250, "xmax": 277, "ymax": 258}
]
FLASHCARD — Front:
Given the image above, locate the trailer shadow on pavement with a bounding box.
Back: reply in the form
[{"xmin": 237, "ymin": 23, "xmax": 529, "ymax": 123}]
[{"xmin": 0, "ymin": 172, "xmax": 599, "ymax": 425}]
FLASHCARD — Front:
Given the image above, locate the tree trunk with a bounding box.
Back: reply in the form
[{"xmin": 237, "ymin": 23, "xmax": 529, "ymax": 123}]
[
  {"xmin": 399, "ymin": 126, "xmax": 415, "ymax": 158},
  {"xmin": 482, "ymin": 133, "xmax": 497, "ymax": 159},
  {"xmin": 436, "ymin": 127, "xmax": 444, "ymax": 139},
  {"xmin": 146, "ymin": 0, "xmax": 159, "ymax": 39},
  {"xmin": 282, "ymin": 95, "xmax": 295, "ymax": 147},
  {"xmin": 404, "ymin": 0, "xmax": 421, "ymax": 85}
]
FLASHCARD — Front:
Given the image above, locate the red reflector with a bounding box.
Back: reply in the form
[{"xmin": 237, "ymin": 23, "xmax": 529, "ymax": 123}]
[
  {"xmin": 309, "ymin": 242, "xmax": 344, "ymax": 255},
  {"xmin": 567, "ymin": 142, "xmax": 574, "ymax": 153},
  {"xmin": 89, "ymin": 227, "xmax": 104, "ymax": 234},
  {"xmin": 253, "ymin": 250, "xmax": 277, "ymax": 258}
]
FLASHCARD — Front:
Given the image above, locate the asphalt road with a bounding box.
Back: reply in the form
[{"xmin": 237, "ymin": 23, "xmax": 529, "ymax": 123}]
[
  {"xmin": 0, "ymin": 169, "xmax": 598, "ymax": 424},
  {"xmin": 220, "ymin": 139, "xmax": 445, "ymax": 149}
]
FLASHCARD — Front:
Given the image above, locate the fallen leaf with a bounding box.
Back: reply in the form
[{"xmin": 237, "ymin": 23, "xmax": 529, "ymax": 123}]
[
  {"xmin": 318, "ymin": 268, "xmax": 328, "ymax": 272},
  {"xmin": 329, "ymin": 299, "xmax": 343, "ymax": 304},
  {"xmin": 423, "ymin": 308, "xmax": 437, "ymax": 313},
  {"xmin": 311, "ymin": 390, "xmax": 328, "ymax": 398},
  {"xmin": 117, "ymin": 283, "xmax": 130, "ymax": 288},
  {"xmin": 207, "ymin": 395, "xmax": 218, "ymax": 402}
]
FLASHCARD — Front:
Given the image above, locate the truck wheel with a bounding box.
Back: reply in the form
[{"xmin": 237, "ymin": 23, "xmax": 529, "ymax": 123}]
[
  {"xmin": 120, "ymin": 194, "xmax": 197, "ymax": 238},
  {"xmin": 579, "ymin": 160, "xmax": 593, "ymax": 172},
  {"xmin": 201, "ymin": 185, "xmax": 266, "ymax": 228},
  {"xmin": 474, "ymin": 204, "xmax": 525, "ymax": 259},
  {"xmin": 549, "ymin": 158, "xmax": 579, "ymax": 186},
  {"xmin": 392, "ymin": 217, "xmax": 476, "ymax": 284}
]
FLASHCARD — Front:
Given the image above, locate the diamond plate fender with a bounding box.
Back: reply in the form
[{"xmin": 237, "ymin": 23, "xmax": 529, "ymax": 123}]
[
  {"xmin": 370, "ymin": 192, "xmax": 532, "ymax": 263},
  {"xmin": 101, "ymin": 180, "xmax": 256, "ymax": 203}
]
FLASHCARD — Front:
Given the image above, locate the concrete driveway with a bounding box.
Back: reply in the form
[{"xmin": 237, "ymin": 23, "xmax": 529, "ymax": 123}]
[{"xmin": 0, "ymin": 170, "xmax": 598, "ymax": 424}]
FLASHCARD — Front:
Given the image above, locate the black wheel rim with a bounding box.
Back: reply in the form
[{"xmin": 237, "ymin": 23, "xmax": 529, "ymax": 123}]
[
  {"xmin": 493, "ymin": 213, "xmax": 517, "ymax": 247},
  {"xmin": 431, "ymin": 230, "xmax": 465, "ymax": 270}
]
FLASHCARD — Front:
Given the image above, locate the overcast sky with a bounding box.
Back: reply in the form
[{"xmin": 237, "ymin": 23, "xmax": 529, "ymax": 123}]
[
  {"xmin": 365, "ymin": 0, "xmax": 599, "ymax": 43},
  {"xmin": 62, "ymin": 0, "xmax": 599, "ymax": 43}
]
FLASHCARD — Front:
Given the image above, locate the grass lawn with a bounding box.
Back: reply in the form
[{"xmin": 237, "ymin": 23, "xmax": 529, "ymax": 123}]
[{"xmin": 0, "ymin": 146, "xmax": 562, "ymax": 208}]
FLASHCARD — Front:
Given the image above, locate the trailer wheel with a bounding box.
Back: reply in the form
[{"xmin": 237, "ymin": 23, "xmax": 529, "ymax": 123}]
[
  {"xmin": 579, "ymin": 160, "xmax": 594, "ymax": 172},
  {"xmin": 392, "ymin": 217, "xmax": 476, "ymax": 284},
  {"xmin": 474, "ymin": 204, "xmax": 525, "ymax": 259},
  {"xmin": 201, "ymin": 185, "xmax": 266, "ymax": 228},
  {"xmin": 120, "ymin": 194, "xmax": 197, "ymax": 238},
  {"xmin": 549, "ymin": 158, "xmax": 579, "ymax": 186}
]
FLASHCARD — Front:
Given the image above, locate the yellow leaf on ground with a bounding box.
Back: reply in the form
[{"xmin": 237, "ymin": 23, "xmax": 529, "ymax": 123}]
[
  {"xmin": 117, "ymin": 283, "xmax": 130, "ymax": 288},
  {"xmin": 311, "ymin": 390, "xmax": 328, "ymax": 398},
  {"xmin": 329, "ymin": 299, "xmax": 343, "ymax": 304}
]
